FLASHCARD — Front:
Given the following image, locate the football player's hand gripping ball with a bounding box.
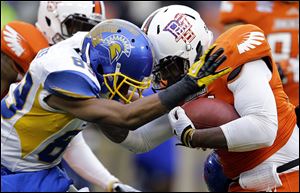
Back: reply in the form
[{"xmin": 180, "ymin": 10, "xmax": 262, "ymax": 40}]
[{"xmin": 168, "ymin": 106, "xmax": 196, "ymax": 148}]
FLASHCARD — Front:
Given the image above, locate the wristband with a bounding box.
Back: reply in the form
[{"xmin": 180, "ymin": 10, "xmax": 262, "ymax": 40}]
[{"xmin": 158, "ymin": 76, "xmax": 201, "ymax": 110}]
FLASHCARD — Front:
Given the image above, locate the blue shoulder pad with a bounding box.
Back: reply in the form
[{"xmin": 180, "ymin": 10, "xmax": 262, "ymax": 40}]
[{"xmin": 44, "ymin": 70, "xmax": 100, "ymax": 99}]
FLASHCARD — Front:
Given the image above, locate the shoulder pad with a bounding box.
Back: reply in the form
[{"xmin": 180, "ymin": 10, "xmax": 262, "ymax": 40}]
[{"xmin": 44, "ymin": 70, "xmax": 100, "ymax": 99}]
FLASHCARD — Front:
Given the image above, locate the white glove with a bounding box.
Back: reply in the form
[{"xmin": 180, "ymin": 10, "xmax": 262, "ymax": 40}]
[
  {"xmin": 168, "ymin": 106, "xmax": 196, "ymax": 147},
  {"xmin": 112, "ymin": 182, "xmax": 141, "ymax": 192}
]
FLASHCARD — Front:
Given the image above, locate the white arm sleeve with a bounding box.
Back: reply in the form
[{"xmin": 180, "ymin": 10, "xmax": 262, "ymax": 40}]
[
  {"xmin": 63, "ymin": 132, "xmax": 119, "ymax": 190},
  {"xmin": 120, "ymin": 114, "xmax": 174, "ymax": 153},
  {"xmin": 220, "ymin": 59, "xmax": 278, "ymax": 152}
]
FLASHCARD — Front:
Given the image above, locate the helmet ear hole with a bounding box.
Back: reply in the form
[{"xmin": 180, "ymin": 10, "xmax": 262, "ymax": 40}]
[
  {"xmin": 97, "ymin": 64, "xmax": 104, "ymax": 75},
  {"xmin": 194, "ymin": 41, "xmax": 203, "ymax": 62},
  {"xmin": 45, "ymin": 16, "xmax": 51, "ymax": 26}
]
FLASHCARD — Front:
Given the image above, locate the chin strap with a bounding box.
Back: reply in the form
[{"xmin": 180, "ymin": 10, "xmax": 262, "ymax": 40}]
[{"xmin": 85, "ymin": 42, "xmax": 91, "ymax": 65}]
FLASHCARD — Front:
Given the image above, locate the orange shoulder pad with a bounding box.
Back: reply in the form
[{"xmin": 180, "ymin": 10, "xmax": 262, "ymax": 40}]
[
  {"xmin": 213, "ymin": 24, "xmax": 272, "ymax": 81},
  {"xmin": 1, "ymin": 21, "xmax": 49, "ymax": 74}
]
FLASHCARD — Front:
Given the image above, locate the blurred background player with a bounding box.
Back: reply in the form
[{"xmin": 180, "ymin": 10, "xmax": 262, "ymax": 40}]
[
  {"xmin": 219, "ymin": 1, "xmax": 299, "ymax": 106},
  {"xmin": 1, "ymin": 1, "xmax": 142, "ymax": 192}
]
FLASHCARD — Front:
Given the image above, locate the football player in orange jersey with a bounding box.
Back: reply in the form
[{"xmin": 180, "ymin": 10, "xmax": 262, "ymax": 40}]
[
  {"xmin": 1, "ymin": 2, "xmax": 143, "ymax": 192},
  {"xmin": 219, "ymin": 1, "xmax": 299, "ymax": 106},
  {"xmin": 168, "ymin": 24, "xmax": 299, "ymax": 192},
  {"xmin": 96, "ymin": 5, "xmax": 297, "ymax": 192},
  {"xmin": 127, "ymin": 5, "xmax": 298, "ymax": 192}
]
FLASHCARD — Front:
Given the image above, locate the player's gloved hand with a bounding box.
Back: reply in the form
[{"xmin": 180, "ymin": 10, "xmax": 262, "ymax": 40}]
[
  {"xmin": 168, "ymin": 106, "xmax": 196, "ymax": 148},
  {"xmin": 158, "ymin": 44, "xmax": 230, "ymax": 110},
  {"xmin": 112, "ymin": 182, "xmax": 141, "ymax": 192},
  {"xmin": 187, "ymin": 44, "xmax": 231, "ymax": 89}
]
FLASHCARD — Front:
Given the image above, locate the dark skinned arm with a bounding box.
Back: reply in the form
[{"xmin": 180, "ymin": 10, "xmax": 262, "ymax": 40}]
[
  {"xmin": 47, "ymin": 46, "xmax": 229, "ymax": 131},
  {"xmin": 191, "ymin": 127, "xmax": 228, "ymax": 149},
  {"xmin": 46, "ymin": 93, "xmax": 166, "ymax": 130}
]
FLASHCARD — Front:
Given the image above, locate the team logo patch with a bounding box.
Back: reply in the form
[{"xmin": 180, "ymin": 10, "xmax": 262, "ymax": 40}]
[
  {"xmin": 163, "ymin": 13, "xmax": 196, "ymax": 43},
  {"xmin": 237, "ymin": 31, "xmax": 265, "ymax": 54},
  {"xmin": 101, "ymin": 34, "xmax": 131, "ymax": 64},
  {"xmin": 3, "ymin": 25, "xmax": 24, "ymax": 57}
]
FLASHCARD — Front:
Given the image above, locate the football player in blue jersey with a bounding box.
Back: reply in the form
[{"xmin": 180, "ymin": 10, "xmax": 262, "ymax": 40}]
[{"xmin": 1, "ymin": 18, "xmax": 229, "ymax": 192}]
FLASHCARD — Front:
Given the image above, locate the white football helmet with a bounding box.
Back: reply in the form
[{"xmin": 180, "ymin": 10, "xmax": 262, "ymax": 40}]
[
  {"xmin": 36, "ymin": 1, "xmax": 105, "ymax": 45},
  {"xmin": 141, "ymin": 5, "xmax": 213, "ymax": 90}
]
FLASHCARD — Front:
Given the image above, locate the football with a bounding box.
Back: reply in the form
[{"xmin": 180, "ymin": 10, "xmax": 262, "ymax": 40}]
[{"xmin": 182, "ymin": 97, "xmax": 240, "ymax": 129}]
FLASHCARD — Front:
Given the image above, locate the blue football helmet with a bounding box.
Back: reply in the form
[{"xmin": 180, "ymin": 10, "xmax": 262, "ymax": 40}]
[
  {"xmin": 204, "ymin": 151, "xmax": 231, "ymax": 192},
  {"xmin": 81, "ymin": 19, "xmax": 154, "ymax": 103}
]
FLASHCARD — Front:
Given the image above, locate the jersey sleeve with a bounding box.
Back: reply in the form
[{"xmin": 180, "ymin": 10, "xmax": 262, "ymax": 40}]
[
  {"xmin": 44, "ymin": 70, "xmax": 100, "ymax": 99},
  {"xmin": 219, "ymin": 1, "xmax": 258, "ymax": 25}
]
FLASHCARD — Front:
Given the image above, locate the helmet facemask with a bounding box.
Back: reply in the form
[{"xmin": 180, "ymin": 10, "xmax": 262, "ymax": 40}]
[
  {"xmin": 152, "ymin": 56, "xmax": 189, "ymax": 91},
  {"xmin": 103, "ymin": 63, "xmax": 151, "ymax": 103},
  {"xmin": 61, "ymin": 13, "xmax": 103, "ymax": 38},
  {"xmin": 152, "ymin": 39, "xmax": 203, "ymax": 91}
]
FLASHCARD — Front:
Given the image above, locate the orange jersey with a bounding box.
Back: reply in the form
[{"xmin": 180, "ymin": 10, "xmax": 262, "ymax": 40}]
[
  {"xmin": 1, "ymin": 21, "xmax": 49, "ymax": 75},
  {"xmin": 206, "ymin": 24, "xmax": 297, "ymax": 179},
  {"xmin": 219, "ymin": 1, "xmax": 299, "ymax": 105}
]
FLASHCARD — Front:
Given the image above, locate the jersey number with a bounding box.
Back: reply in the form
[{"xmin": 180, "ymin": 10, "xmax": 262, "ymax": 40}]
[
  {"xmin": 38, "ymin": 130, "xmax": 81, "ymax": 163},
  {"xmin": 267, "ymin": 32, "xmax": 298, "ymax": 62},
  {"xmin": 1, "ymin": 73, "xmax": 33, "ymax": 119}
]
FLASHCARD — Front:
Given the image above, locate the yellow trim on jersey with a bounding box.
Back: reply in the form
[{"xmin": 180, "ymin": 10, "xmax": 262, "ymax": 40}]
[
  {"xmin": 14, "ymin": 85, "xmax": 75, "ymax": 158},
  {"xmin": 52, "ymin": 87, "xmax": 97, "ymax": 99}
]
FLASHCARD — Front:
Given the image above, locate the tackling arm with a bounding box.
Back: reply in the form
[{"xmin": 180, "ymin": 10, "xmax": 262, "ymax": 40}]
[
  {"xmin": 46, "ymin": 93, "xmax": 166, "ymax": 130},
  {"xmin": 46, "ymin": 46, "xmax": 230, "ymax": 130}
]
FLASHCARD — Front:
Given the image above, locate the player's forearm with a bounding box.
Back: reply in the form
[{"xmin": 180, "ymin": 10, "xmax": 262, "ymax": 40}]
[
  {"xmin": 119, "ymin": 76, "xmax": 200, "ymax": 130},
  {"xmin": 121, "ymin": 94, "xmax": 167, "ymax": 130},
  {"xmin": 120, "ymin": 114, "xmax": 173, "ymax": 153},
  {"xmin": 63, "ymin": 133, "xmax": 119, "ymax": 190},
  {"xmin": 191, "ymin": 127, "xmax": 228, "ymax": 149}
]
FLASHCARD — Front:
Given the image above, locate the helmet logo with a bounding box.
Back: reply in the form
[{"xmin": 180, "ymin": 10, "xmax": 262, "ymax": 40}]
[
  {"xmin": 47, "ymin": 1, "xmax": 61, "ymax": 12},
  {"xmin": 164, "ymin": 13, "xmax": 196, "ymax": 43},
  {"xmin": 237, "ymin": 31, "xmax": 264, "ymax": 54},
  {"xmin": 101, "ymin": 34, "xmax": 131, "ymax": 64}
]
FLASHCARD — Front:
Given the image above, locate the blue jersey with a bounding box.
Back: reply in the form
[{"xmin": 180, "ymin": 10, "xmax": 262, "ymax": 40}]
[{"xmin": 1, "ymin": 32, "xmax": 100, "ymax": 172}]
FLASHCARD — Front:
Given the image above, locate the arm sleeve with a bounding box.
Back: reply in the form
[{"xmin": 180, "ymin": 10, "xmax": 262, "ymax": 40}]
[
  {"xmin": 63, "ymin": 132, "xmax": 119, "ymax": 190},
  {"xmin": 44, "ymin": 70, "xmax": 100, "ymax": 99},
  {"xmin": 220, "ymin": 59, "xmax": 278, "ymax": 152},
  {"xmin": 119, "ymin": 114, "xmax": 174, "ymax": 153}
]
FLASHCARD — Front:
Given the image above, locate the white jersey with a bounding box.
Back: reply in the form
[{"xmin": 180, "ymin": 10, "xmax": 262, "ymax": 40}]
[{"xmin": 1, "ymin": 32, "xmax": 101, "ymax": 172}]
